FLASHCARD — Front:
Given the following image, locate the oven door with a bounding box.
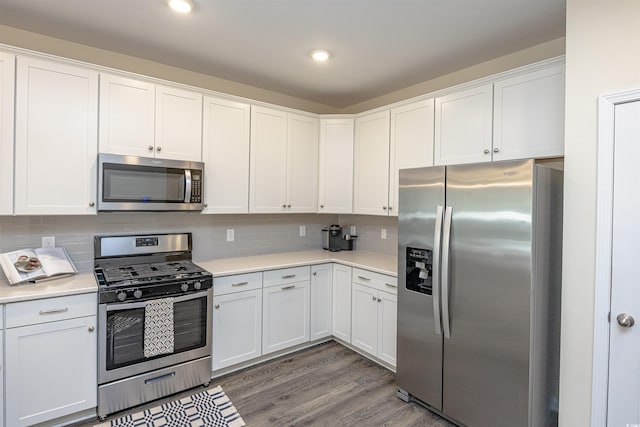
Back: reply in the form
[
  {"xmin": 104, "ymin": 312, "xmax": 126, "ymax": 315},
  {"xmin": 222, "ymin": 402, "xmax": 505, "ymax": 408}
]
[{"xmin": 98, "ymin": 289, "xmax": 212, "ymax": 384}]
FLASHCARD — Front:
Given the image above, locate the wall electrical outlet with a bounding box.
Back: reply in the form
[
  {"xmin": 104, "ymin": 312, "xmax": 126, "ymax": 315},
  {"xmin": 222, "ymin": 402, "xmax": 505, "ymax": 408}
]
[
  {"xmin": 42, "ymin": 236, "xmax": 55, "ymax": 248},
  {"xmin": 381, "ymin": 228, "xmax": 387, "ymax": 240},
  {"xmin": 350, "ymin": 226, "xmax": 357, "ymax": 236},
  {"xmin": 226, "ymin": 229, "xmax": 235, "ymax": 242},
  {"xmin": 299, "ymin": 225, "xmax": 306, "ymax": 237}
]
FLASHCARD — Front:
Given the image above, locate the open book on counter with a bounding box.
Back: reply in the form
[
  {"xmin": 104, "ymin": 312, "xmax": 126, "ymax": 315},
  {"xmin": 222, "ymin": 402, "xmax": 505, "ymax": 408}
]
[{"xmin": 0, "ymin": 247, "xmax": 77, "ymax": 285}]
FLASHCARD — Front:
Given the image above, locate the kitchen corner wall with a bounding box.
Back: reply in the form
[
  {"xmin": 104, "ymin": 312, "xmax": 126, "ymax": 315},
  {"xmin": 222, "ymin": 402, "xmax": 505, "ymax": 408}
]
[{"xmin": 0, "ymin": 213, "xmax": 398, "ymax": 281}]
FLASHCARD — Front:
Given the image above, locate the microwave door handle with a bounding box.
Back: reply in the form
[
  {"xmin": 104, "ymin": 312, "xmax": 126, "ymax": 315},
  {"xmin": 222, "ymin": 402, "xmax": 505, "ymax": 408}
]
[
  {"xmin": 432, "ymin": 205, "xmax": 444, "ymax": 335},
  {"xmin": 184, "ymin": 169, "xmax": 192, "ymax": 203}
]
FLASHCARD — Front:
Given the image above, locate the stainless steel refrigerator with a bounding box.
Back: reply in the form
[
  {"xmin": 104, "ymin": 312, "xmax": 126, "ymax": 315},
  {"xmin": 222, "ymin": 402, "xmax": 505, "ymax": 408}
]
[{"xmin": 396, "ymin": 159, "xmax": 562, "ymax": 427}]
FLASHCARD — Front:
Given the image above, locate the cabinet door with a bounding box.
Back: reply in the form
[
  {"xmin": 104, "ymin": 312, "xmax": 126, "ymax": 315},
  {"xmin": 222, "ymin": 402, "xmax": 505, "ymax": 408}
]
[
  {"xmin": 351, "ymin": 283, "xmax": 378, "ymax": 355},
  {"xmin": 332, "ymin": 264, "xmax": 352, "ymax": 342},
  {"xmin": 99, "ymin": 73, "xmax": 155, "ymax": 157},
  {"xmin": 353, "ymin": 110, "xmax": 391, "ymax": 215},
  {"xmin": 318, "ymin": 119, "xmax": 354, "ymax": 214},
  {"xmin": 389, "ymin": 99, "xmax": 435, "ymax": 217},
  {"xmin": 155, "ymin": 84, "xmax": 203, "ymax": 161},
  {"xmin": 435, "ymin": 84, "xmax": 493, "ymax": 166},
  {"xmin": 286, "ymin": 113, "xmax": 318, "ymax": 212},
  {"xmin": 14, "ymin": 57, "xmax": 98, "ymax": 214},
  {"xmin": 377, "ymin": 290, "xmax": 397, "ymax": 366},
  {"xmin": 0, "ymin": 329, "xmax": 3, "ymax": 427},
  {"xmin": 493, "ymin": 64, "xmax": 565, "ymax": 161},
  {"xmin": 212, "ymin": 288, "xmax": 262, "ymax": 371},
  {"xmin": 262, "ymin": 281, "xmax": 310, "ymax": 354},
  {"xmin": 250, "ymin": 106, "xmax": 287, "ymax": 212},
  {"xmin": 310, "ymin": 264, "xmax": 333, "ymax": 340},
  {"xmin": 0, "ymin": 52, "xmax": 15, "ymax": 215},
  {"xmin": 202, "ymin": 97, "xmax": 250, "ymax": 213},
  {"xmin": 5, "ymin": 316, "xmax": 97, "ymax": 427}
]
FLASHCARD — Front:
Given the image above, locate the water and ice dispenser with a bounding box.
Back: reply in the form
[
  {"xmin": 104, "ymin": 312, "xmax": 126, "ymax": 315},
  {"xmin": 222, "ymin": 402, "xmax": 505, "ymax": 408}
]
[{"xmin": 405, "ymin": 247, "xmax": 433, "ymax": 295}]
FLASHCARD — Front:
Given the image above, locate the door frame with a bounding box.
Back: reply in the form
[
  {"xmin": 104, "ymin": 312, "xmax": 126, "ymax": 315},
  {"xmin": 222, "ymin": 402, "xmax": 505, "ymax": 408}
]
[{"xmin": 592, "ymin": 88, "xmax": 640, "ymax": 426}]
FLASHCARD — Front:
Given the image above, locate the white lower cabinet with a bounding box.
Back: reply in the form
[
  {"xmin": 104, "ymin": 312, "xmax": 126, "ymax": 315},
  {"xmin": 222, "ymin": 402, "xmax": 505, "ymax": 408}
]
[
  {"xmin": 350, "ymin": 269, "xmax": 398, "ymax": 367},
  {"xmin": 332, "ymin": 264, "xmax": 352, "ymax": 342},
  {"xmin": 262, "ymin": 267, "xmax": 311, "ymax": 355},
  {"xmin": 310, "ymin": 264, "xmax": 333, "ymax": 340},
  {"xmin": 5, "ymin": 294, "xmax": 97, "ymax": 427},
  {"xmin": 212, "ymin": 272, "xmax": 262, "ymax": 371}
]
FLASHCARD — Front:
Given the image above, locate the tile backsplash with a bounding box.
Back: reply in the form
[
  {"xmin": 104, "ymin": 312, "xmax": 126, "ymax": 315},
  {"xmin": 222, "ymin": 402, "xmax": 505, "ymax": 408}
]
[{"xmin": 0, "ymin": 213, "xmax": 398, "ymax": 280}]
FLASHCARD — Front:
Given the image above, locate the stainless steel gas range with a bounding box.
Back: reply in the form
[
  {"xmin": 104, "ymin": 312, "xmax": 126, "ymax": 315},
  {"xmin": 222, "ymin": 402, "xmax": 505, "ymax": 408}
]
[{"xmin": 94, "ymin": 232, "xmax": 213, "ymax": 419}]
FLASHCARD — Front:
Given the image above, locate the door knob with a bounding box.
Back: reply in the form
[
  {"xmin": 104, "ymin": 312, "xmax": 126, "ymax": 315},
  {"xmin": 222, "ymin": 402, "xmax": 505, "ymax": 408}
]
[
  {"xmin": 617, "ymin": 313, "xmax": 635, "ymax": 328},
  {"xmin": 483, "ymin": 149, "xmax": 490, "ymax": 154}
]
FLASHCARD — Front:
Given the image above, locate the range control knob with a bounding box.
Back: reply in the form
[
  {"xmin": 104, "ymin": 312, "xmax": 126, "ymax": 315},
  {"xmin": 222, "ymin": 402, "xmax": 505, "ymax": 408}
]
[
  {"xmin": 194, "ymin": 281, "xmax": 202, "ymax": 290},
  {"xmin": 133, "ymin": 289, "xmax": 143, "ymax": 299},
  {"xmin": 181, "ymin": 283, "xmax": 189, "ymax": 292},
  {"xmin": 117, "ymin": 292, "xmax": 127, "ymax": 302}
]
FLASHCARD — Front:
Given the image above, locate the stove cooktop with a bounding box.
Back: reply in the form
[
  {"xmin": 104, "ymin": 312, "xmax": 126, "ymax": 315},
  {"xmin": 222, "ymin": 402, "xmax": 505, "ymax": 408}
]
[{"xmin": 100, "ymin": 260, "xmax": 206, "ymax": 286}]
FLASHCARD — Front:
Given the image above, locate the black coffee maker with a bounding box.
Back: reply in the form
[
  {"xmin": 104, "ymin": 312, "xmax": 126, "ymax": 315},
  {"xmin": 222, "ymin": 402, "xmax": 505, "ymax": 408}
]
[{"xmin": 321, "ymin": 224, "xmax": 356, "ymax": 251}]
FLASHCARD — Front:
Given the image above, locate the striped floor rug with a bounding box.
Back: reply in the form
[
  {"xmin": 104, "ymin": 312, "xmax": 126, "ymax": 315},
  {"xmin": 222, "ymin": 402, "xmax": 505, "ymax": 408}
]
[{"xmin": 96, "ymin": 386, "xmax": 245, "ymax": 427}]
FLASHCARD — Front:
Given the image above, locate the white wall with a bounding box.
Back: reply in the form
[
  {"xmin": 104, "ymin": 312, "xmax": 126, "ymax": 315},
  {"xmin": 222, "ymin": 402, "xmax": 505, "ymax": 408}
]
[{"xmin": 561, "ymin": 2, "xmax": 640, "ymax": 426}]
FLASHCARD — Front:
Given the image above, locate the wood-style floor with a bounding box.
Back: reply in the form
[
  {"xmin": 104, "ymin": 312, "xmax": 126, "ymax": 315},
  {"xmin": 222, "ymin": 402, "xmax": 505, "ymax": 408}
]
[{"xmin": 77, "ymin": 341, "xmax": 455, "ymax": 426}]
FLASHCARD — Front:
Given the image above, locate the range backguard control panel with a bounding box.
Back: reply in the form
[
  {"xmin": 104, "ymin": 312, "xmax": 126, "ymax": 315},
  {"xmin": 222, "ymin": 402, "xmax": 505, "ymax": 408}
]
[{"xmin": 406, "ymin": 247, "xmax": 433, "ymax": 295}]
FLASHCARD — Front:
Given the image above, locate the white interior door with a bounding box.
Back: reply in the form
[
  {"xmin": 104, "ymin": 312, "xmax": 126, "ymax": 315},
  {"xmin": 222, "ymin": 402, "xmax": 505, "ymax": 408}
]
[{"xmin": 607, "ymin": 100, "xmax": 640, "ymax": 426}]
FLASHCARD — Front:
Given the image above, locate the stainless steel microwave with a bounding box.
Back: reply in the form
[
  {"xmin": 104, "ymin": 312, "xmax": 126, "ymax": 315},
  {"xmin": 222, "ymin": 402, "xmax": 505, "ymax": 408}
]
[{"xmin": 97, "ymin": 154, "xmax": 204, "ymax": 211}]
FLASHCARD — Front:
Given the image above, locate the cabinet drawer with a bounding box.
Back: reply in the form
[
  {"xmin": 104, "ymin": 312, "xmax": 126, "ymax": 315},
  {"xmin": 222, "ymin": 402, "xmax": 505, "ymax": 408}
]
[
  {"xmin": 6, "ymin": 293, "xmax": 97, "ymax": 328},
  {"xmin": 214, "ymin": 272, "xmax": 262, "ymax": 296},
  {"xmin": 352, "ymin": 268, "xmax": 397, "ymax": 295},
  {"xmin": 263, "ymin": 266, "xmax": 310, "ymax": 288}
]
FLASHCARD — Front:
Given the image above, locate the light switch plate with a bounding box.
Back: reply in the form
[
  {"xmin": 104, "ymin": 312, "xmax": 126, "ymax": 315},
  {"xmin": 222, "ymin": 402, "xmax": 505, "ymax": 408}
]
[
  {"xmin": 381, "ymin": 228, "xmax": 387, "ymax": 240},
  {"xmin": 299, "ymin": 225, "xmax": 306, "ymax": 237},
  {"xmin": 226, "ymin": 229, "xmax": 235, "ymax": 242},
  {"xmin": 42, "ymin": 236, "xmax": 55, "ymax": 248},
  {"xmin": 350, "ymin": 226, "xmax": 357, "ymax": 235}
]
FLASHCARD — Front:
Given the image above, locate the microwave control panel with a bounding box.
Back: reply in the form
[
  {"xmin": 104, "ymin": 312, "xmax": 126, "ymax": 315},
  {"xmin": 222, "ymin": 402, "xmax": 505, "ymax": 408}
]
[
  {"xmin": 406, "ymin": 247, "xmax": 433, "ymax": 295},
  {"xmin": 190, "ymin": 171, "xmax": 202, "ymax": 203}
]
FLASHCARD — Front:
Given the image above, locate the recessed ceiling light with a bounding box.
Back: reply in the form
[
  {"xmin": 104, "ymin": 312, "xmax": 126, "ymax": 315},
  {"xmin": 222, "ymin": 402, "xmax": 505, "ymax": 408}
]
[
  {"xmin": 311, "ymin": 49, "xmax": 331, "ymax": 62},
  {"xmin": 167, "ymin": 0, "xmax": 194, "ymax": 13}
]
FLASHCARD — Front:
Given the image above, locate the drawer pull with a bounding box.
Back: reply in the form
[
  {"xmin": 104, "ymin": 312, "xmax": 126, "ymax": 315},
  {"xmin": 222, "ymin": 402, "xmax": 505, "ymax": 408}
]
[
  {"xmin": 231, "ymin": 281, "xmax": 249, "ymax": 287},
  {"xmin": 281, "ymin": 274, "xmax": 296, "ymax": 279},
  {"xmin": 39, "ymin": 307, "xmax": 69, "ymax": 315},
  {"xmin": 385, "ymin": 283, "xmax": 397, "ymax": 288},
  {"xmin": 357, "ymin": 275, "xmax": 371, "ymax": 281},
  {"xmin": 144, "ymin": 372, "xmax": 175, "ymax": 385},
  {"xmin": 281, "ymin": 285, "xmax": 296, "ymax": 290}
]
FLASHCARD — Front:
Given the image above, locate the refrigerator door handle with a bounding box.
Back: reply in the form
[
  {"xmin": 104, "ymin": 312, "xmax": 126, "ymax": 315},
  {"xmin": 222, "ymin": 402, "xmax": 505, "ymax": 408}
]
[
  {"xmin": 432, "ymin": 205, "xmax": 444, "ymax": 335},
  {"xmin": 442, "ymin": 206, "xmax": 453, "ymax": 339}
]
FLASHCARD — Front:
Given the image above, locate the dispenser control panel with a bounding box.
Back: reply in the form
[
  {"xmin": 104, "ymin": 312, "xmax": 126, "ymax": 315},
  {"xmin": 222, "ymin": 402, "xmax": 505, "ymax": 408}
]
[{"xmin": 406, "ymin": 247, "xmax": 433, "ymax": 295}]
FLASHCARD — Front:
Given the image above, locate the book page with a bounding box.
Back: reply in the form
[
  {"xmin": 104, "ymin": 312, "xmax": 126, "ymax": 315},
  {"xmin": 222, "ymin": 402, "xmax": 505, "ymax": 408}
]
[
  {"xmin": 34, "ymin": 247, "xmax": 77, "ymax": 276},
  {"xmin": 0, "ymin": 249, "xmax": 47, "ymax": 284}
]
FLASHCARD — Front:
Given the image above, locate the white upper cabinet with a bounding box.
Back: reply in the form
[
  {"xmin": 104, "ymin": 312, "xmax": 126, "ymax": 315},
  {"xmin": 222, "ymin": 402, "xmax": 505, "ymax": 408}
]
[
  {"xmin": 202, "ymin": 97, "xmax": 251, "ymax": 213},
  {"xmin": 250, "ymin": 106, "xmax": 318, "ymax": 213},
  {"xmin": 492, "ymin": 63, "xmax": 565, "ymax": 161},
  {"xmin": 99, "ymin": 73, "xmax": 202, "ymax": 161},
  {"xmin": 14, "ymin": 56, "xmax": 98, "ymax": 215},
  {"xmin": 389, "ymin": 99, "xmax": 435, "ymax": 217},
  {"xmin": 318, "ymin": 118, "xmax": 354, "ymax": 214},
  {"xmin": 434, "ymin": 83, "xmax": 494, "ymax": 166},
  {"xmin": 0, "ymin": 52, "xmax": 15, "ymax": 215},
  {"xmin": 353, "ymin": 110, "xmax": 391, "ymax": 215}
]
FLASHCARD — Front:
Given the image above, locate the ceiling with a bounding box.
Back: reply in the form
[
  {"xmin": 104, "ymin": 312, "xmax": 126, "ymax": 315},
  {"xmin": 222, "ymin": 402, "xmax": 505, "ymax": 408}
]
[{"xmin": 0, "ymin": 0, "xmax": 566, "ymax": 108}]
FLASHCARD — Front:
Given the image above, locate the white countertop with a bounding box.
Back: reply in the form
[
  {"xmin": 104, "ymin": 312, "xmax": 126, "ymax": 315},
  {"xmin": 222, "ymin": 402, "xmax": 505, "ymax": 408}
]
[
  {"xmin": 0, "ymin": 272, "xmax": 98, "ymax": 304},
  {"xmin": 196, "ymin": 250, "xmax": 397, "ymax": 278},
  {"xmin": 0, "ymin": 250, "xmax": 396, "ymax": 304}
]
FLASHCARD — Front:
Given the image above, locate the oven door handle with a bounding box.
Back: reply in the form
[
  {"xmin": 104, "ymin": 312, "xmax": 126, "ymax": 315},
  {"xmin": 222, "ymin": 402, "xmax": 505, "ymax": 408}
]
[{"xmin": 103, "ymin": 289, "xmax": 210, "ymax": 311}]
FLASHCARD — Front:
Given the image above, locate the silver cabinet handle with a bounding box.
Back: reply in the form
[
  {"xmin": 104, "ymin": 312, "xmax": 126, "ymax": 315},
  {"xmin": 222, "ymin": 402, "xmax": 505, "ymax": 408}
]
[
  {"xmin": 281, "ymin": 285, "xmax": 295, "ymax": 290},
  {"xmin": 385, "ymin": 282, "xmax": 397, "ymax": 288},
  {"xmin": 215, "ymin": 304, "xmax": 220, "ymax": 309},
  {"xmin": 388, "ymin": 206, "xmax": 393, "ymax": 211},
  {"xmin": 357, "ymin": 275, "xmax": 371, "ymax": 281},
  {"xmin": 88, "ymin": 326, "xmax": 95, "ymax": 332},
  {"xmin": 493, "ymin": 147, "xmax": 500, "ymax": 153},
  {"xmin": 148, "ymin": 145, "xmax": 154, "ymax": 151},
  {"xmin": 433, "ymin": 205, "xmax": 444, "ymax": 335},
  {"xmin": 282, "ymin": 204, "xmax": 287, "ymax": 208},
  {"xmin": 377, "ymin": 297, "xmax": 382, "ymax": 302},
  {"xmin": 442, "ymin": 206, "xmax": 453, "ymax": 339},
  {"xmin": 320, "ymin": 204, "xmax": 324, "ymax": 208},
  {"xmin": 231, "ymin": 281, "xmax": 249, "ymax": 287},
  {"xmin": 313, "ymin": 272, "xmax": 317, "ymax": 276},
  {"xmin": 483, "ymin": 149, "xmax": 490, "ymax": 154},
  {"xmin": 39, "ymin": 307, "xmax": 69, "ymax": 315},
  {"xmin": 617, "ymin": 313, "xmax": 635, "ymax": 328},
  {"xmin": 382, "ymin": 206, "xmax": 387, "ymax": 210},
  {"xmin": 89, "ymin": 202, "xmax": 95, "ymax": 207},
  {"xmin": 156, "ymin": 146, "xmax": 162, "ymax": 152},
  {"xmin": 372, "ymin": 295, "xmax": 376, "ymax": 301},
  {"xmin": 282, "ymin": 274, "xmax": 296, "ymax": 279},
  {"xmin": 287, "ymin": 204, "xmax": 291, "ymax": 208}
]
